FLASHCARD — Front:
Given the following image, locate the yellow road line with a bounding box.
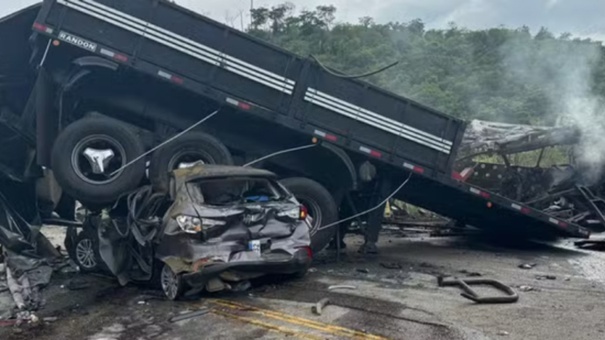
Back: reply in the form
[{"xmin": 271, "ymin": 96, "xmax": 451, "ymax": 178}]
[
  {"xmin": 212, "ymin": 309, "xmax": 322, "ymax": 340},
  {"xmin": 212, "ymin": 299, "xmax": 389, "ymax": 340}
]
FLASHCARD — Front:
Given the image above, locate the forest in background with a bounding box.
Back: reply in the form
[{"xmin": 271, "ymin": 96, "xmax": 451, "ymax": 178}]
[{"xmin": 246, "ymin": 3, "xmax": 605, "ymax": 127}]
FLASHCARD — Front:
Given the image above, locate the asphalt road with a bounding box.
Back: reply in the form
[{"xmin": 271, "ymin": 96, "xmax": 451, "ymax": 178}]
[{"xmin": 2, "ymin": 229, "xmax": 605, "ymax": 340}]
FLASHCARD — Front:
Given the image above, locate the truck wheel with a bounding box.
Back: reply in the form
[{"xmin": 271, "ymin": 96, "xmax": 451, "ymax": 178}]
[
  {"xmin": 51, "ymin": 117, "xmax": 146, "ymax": 204},
  {"xmin": 149, "ymin": 132, "xmax": 233, "ymax": 192},
  {"xmin": 280, "ymin": 178, "xmax": 338, "ymax": 253}
]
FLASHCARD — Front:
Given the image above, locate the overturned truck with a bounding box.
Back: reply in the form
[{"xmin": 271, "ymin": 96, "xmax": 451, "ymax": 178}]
[{"xmin": 0, "ymin": 0, "xmax": 596, "ymax": 294}]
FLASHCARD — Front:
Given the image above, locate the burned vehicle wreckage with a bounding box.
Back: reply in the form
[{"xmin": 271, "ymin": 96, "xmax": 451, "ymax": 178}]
[
  {"xmin": 456, "ymin": 120, "xmax": 605, "ymax": 232},
  {"xmin": 68, "ymin": 165, "xmax": 312, "ymax": 300}
]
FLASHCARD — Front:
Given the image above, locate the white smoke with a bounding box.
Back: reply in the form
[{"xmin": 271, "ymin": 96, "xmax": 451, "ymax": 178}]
[{"xmin": 501, "ymin": 36, "xmax": 605, "ymax": 184}]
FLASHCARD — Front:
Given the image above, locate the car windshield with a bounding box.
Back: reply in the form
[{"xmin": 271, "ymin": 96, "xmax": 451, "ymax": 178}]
[{"xmin": 186, "ymin": 176, "xmax": 288, "ymax": 206}]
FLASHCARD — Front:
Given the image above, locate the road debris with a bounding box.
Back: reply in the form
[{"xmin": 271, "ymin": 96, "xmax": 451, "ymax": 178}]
[
  {"xmin": 312, "ymin": 298, "xmax": 330, "ymax": 315},
  {"xmin": 169, "ymin": 308, "xmax": 210, "ymax": 323},
  {"xmin": 518, "ymin": 285, "xmax": 535, "ymax": 292},
  {"xmin": 328, "ymin": 285, "xmax": 357, "ymax": 291},
  {"xmin": 356, "ymin": 268, "xmax": 370, "ymax": 274},
  {"xmin": 438, "ymin": 276, "xmax": 519, "ymax": 304},
  {"xmin": 459, "ymin": 269, "xmax": 482, "ymax": 277},
  {"xmin": 518, "ymin": 263, "xmax": 537, "ymax": 270},
  {"xmin": 536, "ymin": 275, "xmax": 557, "ymax": 281},
  {"xmin": 575, "ymin": 239, "xmax": 605, "ymax": 250},
  {"xmin": 497, "ymin": 330, "xmax": 510, "ymax": 336},
  {"xmin": 380, "ymin": 262, "xmax": 402, "ymax": 270},
  {"xmin": 66, "ymin": 278, "xmax": 91, "ymax": 291}
]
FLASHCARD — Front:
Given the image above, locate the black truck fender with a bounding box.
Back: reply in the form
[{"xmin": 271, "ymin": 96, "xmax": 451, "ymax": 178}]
[
  {"xmin": 320, "ymin": 142, "xmax": 358, "ymax": 193},
  {"xmin": 268, "ymin": 142, "xmax": 358, "ymax": 204},
  {"xmin": 71, "ymin": 56, "xmax": 119, "ymax": 72},
  {"xmin": 36, "ymin": 57, "xmax": 120, "ymax": 166}
]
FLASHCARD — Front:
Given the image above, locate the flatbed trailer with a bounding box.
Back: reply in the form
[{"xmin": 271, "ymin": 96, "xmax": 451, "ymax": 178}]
[{"xmin": 0, "ymin": 0, "xmax": 590, "ymax": 243}]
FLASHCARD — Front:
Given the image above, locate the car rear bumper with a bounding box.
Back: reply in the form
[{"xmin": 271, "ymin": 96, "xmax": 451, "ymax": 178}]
[{"xmin": 182, "ymin": 249, "xmax": 311, "ymax": 287}]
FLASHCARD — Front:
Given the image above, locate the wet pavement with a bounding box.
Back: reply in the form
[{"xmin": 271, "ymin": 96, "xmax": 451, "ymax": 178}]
[{"xmin": 2, "ymin": 228, "xmax": 605, "ymax": 339}]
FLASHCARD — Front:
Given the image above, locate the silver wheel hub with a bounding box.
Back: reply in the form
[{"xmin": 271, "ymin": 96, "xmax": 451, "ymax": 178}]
[
  {"xmin": 161, "ymin": 264, "xmax": 180, "ymax": 299},
  {"xmin": 83, "ymin": 148, "xmax": 115, "ymax": 174},
  {"xmin": 75, "ymin": 238, "xmax": 97, "ymax": 269},
  {"xmin": 177, "ymin": 160, "xmax": 205, "ymax": 169}
]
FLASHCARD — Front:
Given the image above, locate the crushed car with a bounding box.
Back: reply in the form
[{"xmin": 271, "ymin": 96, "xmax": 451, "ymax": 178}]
[{"xmin": 66, "ymin": 165, "xmax": 313, "ymax": 300}]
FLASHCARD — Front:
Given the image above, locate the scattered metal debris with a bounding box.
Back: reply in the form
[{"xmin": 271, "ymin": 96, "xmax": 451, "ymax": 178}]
[
  {"xmin": 169, "ymin": 308, "xmax": 210, "ymax": 323},
  {"xmin": 231, "ymin": 280, "xmax": 252, "ymax": 292},
  {"xmin": 312, "ymin": 298, "xmax": 330, "ymax": 315},
  {"xmin": 518, "ymin": 285, "xmax": 535, "ymax": 292},
  {"xmin": 328, "ymin": 285, "xmax": 357, "ymax": 291},
  {"xmin": 535, "ymin": 275, "xmax": 556, "ymax": 281},
  {"xmin": 380, "ymin": 262, "xmax": 402, "ymax": 270},
  {"xmin": 438, "ymin": 276, "xmax": 519, "ymax": 304},
  {"xmin": 518, "ymin": 263, "xmax": 537, "ymax": 270},
  {"xmin": 574, "ymin": 239, "xmax": 605, "ymax": 250},
  {"xmin": 459, "ymin": 269, "xmax": 482, "ymax": 277},
  {"xmin": 66, "ymin": 278, "xmax": 91, "ymax": 291}
]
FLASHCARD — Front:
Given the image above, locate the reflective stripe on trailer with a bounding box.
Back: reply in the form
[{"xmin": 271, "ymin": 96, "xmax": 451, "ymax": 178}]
[
  {"xmin": 304, "ymin": 88, "xmax": 453, "ymax": 154},
  {"xmin": 549, "ymin": 217, "xmax": 568, "ymax": 228},
  {"xmin": 403, "ymin": 162, "xmax": 424, "ymax": 174},
  {"xmin": 225, "ymin": 97, "xmax": 251, "ymax": 110},
  {"xmin": 33, "ymin": 22, "xmax": 54, "ymax": 34},
  {"xmin": 511, "ymin": 203, "xmax": 530, "ymax": 214},
  {"xmin": 313, "ymin": 130, "xmax": 338, "ymax": 142},
  {"xmin": 359, "ymin": 146, "xmax": 382, "ymax": 158},
  {"xmin": 99, "ymin": 48, "xmax": 129, "ymax": 62},
  {"xmin": 469, "ymin": 187, "xmax": 490, "ymax": 199},
  {"xmin": 157, "ymin": 70, "xmax": 183, "ymax": 84}
]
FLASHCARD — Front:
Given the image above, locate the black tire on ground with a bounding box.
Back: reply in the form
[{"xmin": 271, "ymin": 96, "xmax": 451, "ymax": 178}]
[
  {"xmin": 280, "ymin": 178, "xmax": 338, "ymax": 253},
  {"xmin": 149, "ymin": 131, "xmax": 234, "ymax": 192},
  {"xmin": 51, "ymin": 117, "xmax": 146, "ymax": 204}
]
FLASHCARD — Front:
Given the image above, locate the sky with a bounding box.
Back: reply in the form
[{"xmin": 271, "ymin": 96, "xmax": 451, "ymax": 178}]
[{"xmin": 2, "ymin": 0, "xmax": 604, "ymax": 42}]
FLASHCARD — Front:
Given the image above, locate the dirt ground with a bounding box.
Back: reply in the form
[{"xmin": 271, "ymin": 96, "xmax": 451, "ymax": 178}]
[{"xmin": 2, "ymin": 226, "xmax": 605, "ymax": 340}]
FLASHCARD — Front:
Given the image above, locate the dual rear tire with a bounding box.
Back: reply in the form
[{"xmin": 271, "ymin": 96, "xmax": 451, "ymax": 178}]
[{"xmin": 51, "ymin": 117, "xmax": 233, "ymax": 204}]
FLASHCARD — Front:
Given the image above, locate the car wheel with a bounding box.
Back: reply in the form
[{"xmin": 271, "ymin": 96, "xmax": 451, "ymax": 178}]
[
  {"xmin": 160, "ymin": 263, "xmax": 185, "ymax": 300},
  {"xmin": 149, "ymin": 132, "xmax": 233, "ymax": 192},
  {"xmin": 51, "ymin": 117, "xmax": 146, "ymax": 204},
  {"xmin": 280, "ymin": 178, "xmax": 338, "ymax": 253},
  {"xmin": 73, "ymin": 231, "xmax": 99, "ymax": 272}
]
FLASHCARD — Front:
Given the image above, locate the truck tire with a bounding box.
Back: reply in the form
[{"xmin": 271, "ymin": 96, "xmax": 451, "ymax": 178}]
[
  {"xmin": 51, "ymin": 117, "xmax": 146, "ymax": 204},
  {"xmin": 280, "ymin": 178, "xmax": 338, "ymax": 253},
  {"xmin": 149, "ymin": 132, "xmax": 233, "ymax": 192}
]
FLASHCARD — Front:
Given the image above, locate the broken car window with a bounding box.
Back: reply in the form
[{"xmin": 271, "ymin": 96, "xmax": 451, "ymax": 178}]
[{"xmin": 187, "ymin": 177, "xmax": 287, "ymax": 205}]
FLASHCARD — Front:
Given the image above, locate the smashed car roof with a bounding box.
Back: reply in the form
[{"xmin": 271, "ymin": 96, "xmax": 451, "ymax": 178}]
[{"xmin": 172, "ymin": 165, "xmax": 276, "ymax": 182}]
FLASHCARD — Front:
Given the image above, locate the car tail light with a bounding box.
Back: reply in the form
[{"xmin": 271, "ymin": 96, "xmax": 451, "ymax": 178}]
[
  {"xmin": 297, "ymin": 246, "xmax": 313, "ymax": 259},
  {"xmin": 278, "ymin": 206, "xmax": 307, "ymax": 220},
  {"xmin": 299, "ymin": 205, "xmax": 308, "ymax": 220}
]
